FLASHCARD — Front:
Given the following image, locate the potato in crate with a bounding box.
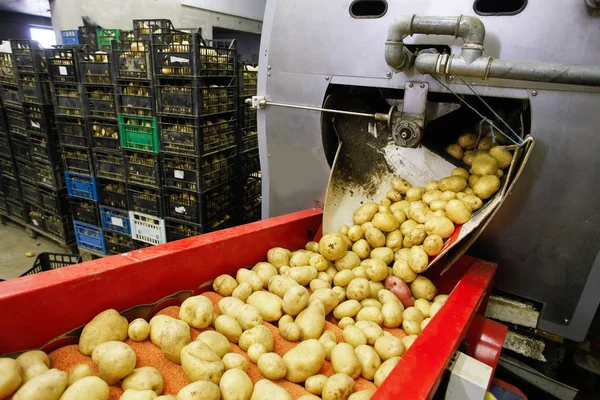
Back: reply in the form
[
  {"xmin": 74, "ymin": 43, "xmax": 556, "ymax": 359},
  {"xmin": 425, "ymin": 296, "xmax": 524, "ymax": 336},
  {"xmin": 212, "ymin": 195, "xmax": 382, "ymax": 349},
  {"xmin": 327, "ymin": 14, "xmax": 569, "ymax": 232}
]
[
  {"xmin": 35, "ymin": 161, "xmax": 65, "ymax": 189},
  {"xmin": 104, "ymin": 230, "xmax": 133, "ymax": 255},
  {"xmin": 16, "ymin": 159, "xmax": 37, "ymax": 183},
  {"xmin": 79, "ymin": 49, "xmax": 111, "ymax": 84},
  {"xmin": 162, "ymin": 154, "xmax": 201, "ymax": 191},
  {"xmin": 165, "ymin": 218, "xmax": 202, "ymax": 241},
  {"xmin": 43, "ymin": 211, "xmax": 75, "ymax": 243},
  {"xmin": 119, "ymin": 115, "xmax": 158, "ymax": 152},
  {"xmin": 0, "ymin": 155, "xmax": 17, "ymax": 179},
  {"xmin": 11, "ymin": 136, "xmax": 31, "ymax": 161},
  {"xmin": 18, "ymin": 72, "xmax": 52, "ymax": 104},
  {"xmin": 240, "ymin": 130, "xmax": 258, "ymax": 152},
  {"xmin": 133, "ymin": 19, "xmax": 174, "ymax": 39},
  {"xmin": 51, "ymin": 82, "xmax": 84, "ymax": 117},
  {"xmin": 56, "ymin": 116, "xmax": 88, "ymax": 148},
  {"xmin": 116, "ymin": 80, "xmax": 155, "ymax": 117},
  {"xmin": 153, "ymin": 30, "xmax": 198, "ymax": 78},
  {"xmin": 20, "ymin": 179, "xmax": 39, "ymax": 205},
  {"xmin": 164, "ymin": 184, "xmax": 234, "ymax": 225},
  {"xmin": 74, "ymin": 221, "xmax": 106, "ymax": 254},
  {"xmin": 7, "ymin": 199, "xmax": 26, "ymax": 222},
  {"xmin": 10, "ymin": 39, "xmax": 47, "ymax": 73},
  {"xmin": 200, "ymin": 80, "xmax": 236, "ymax": 115},
  {"xmin": 39, "ymin": 187, "xmax": 70, "ymax": 216},
  {"xmin": 62, "ymin": 145, "xmax": 94, "ymax": 175},
  {"xmin": 93, "ymin": 150, "xmax": 126, "ymax": 180},
  {"xmin": 0, "ymin": 83, "xmax": 21, "ymax": 108},
  {"xmin": 85, "ymin": 85, "xmax": 117, "ymax": 119},
  {"xmin": 241, "ymin": 148, "xmax": 260, "ymax": 176},
  {"xmin": 98, "ymin": 179, "xmax": 127, "ymax": 209},
  {"xmin": 202, "ymin": 149, "xmax": 237, "ymax": 191},
  {"xmin": 70, "ymin": 197, "xmax": 100, "ymax": 226},
  {"xmin": 0, "ymin": 52, "xmax": 17, "ymax": 84},
  {"xmin": 240, "ymin": 197, "xmax": 261, "ymax": 224},
  {"xmin": 45, "ymin": 46, "xmax": 81, "ymax": 83},
  {"xmin": 129, "ymin": 210, "xmax": 166, "ymax": 245},
  {"xmin": 198, "ymin": 39, "xmax": 236, "ymax": 77},
  {"xmin": 78, "ymin": 26, "xmax": 98, "ymax": 49},
  {"xmin": 159, "ymin": 116, "xmax": 236, "ymax": 156},
  {"xmin": 112, "ymin": 39, "xmax": 152, "ymax": 80},
  {"xmin": 27, "ymin": 204, "xmax": 45, "ymax": 231},
  {"xmin": 100, "ymin": 205, "xmax": 131, "ymax": 236},
  {"xmin": 65, "ymin": 172, "xmax": 98, "ymax": 201},
  {"xmin": 125, "ymin": 150, "xmax": 160, "ymax": 188},
  {"xmin": 29, "ymin": 132, "xmax": 61, "ymax": 164},
  {"xmin": 88, "ymin": 119, "xmax": 120, "ymax": 151},
  {"xmin": 5, "ymin": 108, "xmax": 26, "ymax": 138},
  {"xmin": 127, "ymin": 184, "xmax": 163, "ymax": 216},
  {"xmin": 23, "ymin": 103, "xmax": 55, "ymax": 134}
]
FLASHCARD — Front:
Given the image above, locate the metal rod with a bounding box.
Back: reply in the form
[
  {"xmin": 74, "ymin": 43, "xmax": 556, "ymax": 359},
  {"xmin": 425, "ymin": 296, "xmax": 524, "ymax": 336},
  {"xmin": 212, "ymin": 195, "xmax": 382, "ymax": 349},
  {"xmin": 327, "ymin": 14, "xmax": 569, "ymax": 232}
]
[{"xmin": 264, "ymin": 101, "xmax": 379, "ymax": 118}]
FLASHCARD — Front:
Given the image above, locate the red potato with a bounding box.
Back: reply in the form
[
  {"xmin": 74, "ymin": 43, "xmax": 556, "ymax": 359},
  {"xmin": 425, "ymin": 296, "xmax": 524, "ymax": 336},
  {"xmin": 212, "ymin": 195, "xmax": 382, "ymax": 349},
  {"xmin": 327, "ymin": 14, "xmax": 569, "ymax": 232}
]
[{"xmin": 384, "ymin": 276, "xmax": 414, "ymax": 308}]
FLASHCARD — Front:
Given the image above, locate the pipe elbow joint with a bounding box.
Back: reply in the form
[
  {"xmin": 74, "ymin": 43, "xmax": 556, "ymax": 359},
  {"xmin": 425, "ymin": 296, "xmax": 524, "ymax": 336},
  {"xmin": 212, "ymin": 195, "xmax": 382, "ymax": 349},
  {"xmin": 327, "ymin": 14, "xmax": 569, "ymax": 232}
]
[
  {"xmin": 386, "ymin": 14, "xmax": 415, "ymax": 41},
  {"xmin": 385, "ymin": 41, "xmax": 413, "ymax": 70},
  {"xmin": 458, "ymin": 15, "xmax": 485, "ymax": 45}
]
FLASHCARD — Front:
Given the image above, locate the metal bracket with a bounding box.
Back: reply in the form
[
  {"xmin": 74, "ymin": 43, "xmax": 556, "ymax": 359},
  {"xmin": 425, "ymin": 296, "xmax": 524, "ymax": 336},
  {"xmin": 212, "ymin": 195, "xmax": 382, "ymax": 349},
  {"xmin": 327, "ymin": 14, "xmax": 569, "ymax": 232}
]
[
  {"xmin": 390, "ymin": 82, "xmax": 429, "ymax": 147},
  {"xmin": 248, "ymin": 95, "xmax": 266, "ymax": 109}
]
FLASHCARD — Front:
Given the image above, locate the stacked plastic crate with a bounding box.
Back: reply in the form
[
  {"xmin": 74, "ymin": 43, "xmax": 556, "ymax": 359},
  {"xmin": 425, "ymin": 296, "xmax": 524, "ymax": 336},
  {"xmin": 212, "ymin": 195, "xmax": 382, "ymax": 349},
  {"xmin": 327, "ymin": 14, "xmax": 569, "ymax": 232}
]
[
  {"xmin": 151, "ymin": 25, "xmax": 238, "ymax": 241},
  {"xmin": 237, "ymin": 64, "xmax": 261, "ymax": 224},
  {"xmin": 46, "ymin": 45, "xmax": 104, "ymax": 253},
  {"xmin": 114, "ymin": 21, "xmax": 164, "ymax": 248}
]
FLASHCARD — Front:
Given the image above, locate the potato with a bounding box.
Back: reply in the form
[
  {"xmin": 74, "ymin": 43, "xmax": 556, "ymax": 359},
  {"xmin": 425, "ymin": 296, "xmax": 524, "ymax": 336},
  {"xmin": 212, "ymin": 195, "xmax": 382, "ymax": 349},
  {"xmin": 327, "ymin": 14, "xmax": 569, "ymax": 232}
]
[
  {"xmin": 277, "ymin": 321, "xmax": 300, "ymax": 341},
  {"xmin": 346, "ymin": 278, "xmax": 370, "ymax": 301},
  {"xmin": 268, "ymin": 275, "xmax": 298, "ymax": 298},
  {"xmin": 217, "ymin": 368, "xmax": 253, "ymax": 400},
  {"xmin": 414, "ymin": 298, "xmax": 432, "ymax": 318},
  {"xmin": 120, "ymin": 389, "xmax": 158, "ymax": 400},
  {"xmin": 434, "ymin": 294, "xmax": 449, "ymax": 304},
  {"xmin": 213, "ymin": 315, "xmax": 241, "ymax": 343},
  {"xmin": 354, "ymin": 321, "xmax": 383, "ymax": 345},
  {"xmin": 121, "ymin": 367, "xmax": 163, "ymax": 395},
  {"xmin": 338, "ymin": 317, "xmax": 355, "ymax": 329},
  {"xmin": 251, "ymin": 379, "xmax": 292, "ymax": 400},
  {"xmin": 322, "ymin": 373, "xmax": 356, "ymax": 400},
  {"xmin": 394, "ymin": 248, "xmax": 410, "ymax": 263},
  {"xmin": 445, "ymin": 199, "xmax": 472, "ymax": 224},
  {"xmin": 458, "ymin": 133, "xmax": 477, "ymax": 149},
  {"xmin": 333, "ymin": 286, "xmax": 347, "ymax": 303},
  {"xmin": 295, "ymin": 300, "xmax": 326, "ymax": 340},
  {"xmin": 92, "ymin": 342, "xmax": 136, "ymax": 385},
  {"xmin": 403, "ymin": 227, "xmax": 426, "ymax": 248},
  {"xmin": 451, "ymin": 168, "xmax": 469, "ymax": 180},
  {"xmin": 423, "ymin": 180, "xmax": 438, "ymax": 191},
  {"xmin": 473, "ymin": 175, "xmax": 501, "ymax": 199},
  {"xmin": 349, "ymin": 390, "xmax": 376, "ymax": 400},
  {"xmin": 334, "ymin": 251, "xmax": 361, "ymax": 271},
  {"xmin": 0, "ymin": 358, "xmax": 21, "ymax": 398},
  {"xmin": 283, "ymin": 339, "xmax": 325, "ymax": 382},
  {"xmin": 310, "ymin": 288, "xmax": 341, "ymax": 315},
  {"xmin": 66, "ymin": 363, "xmax": 93, "ymax": 386},
  {"xmin": 399, "ymin": 220, "xmax": 418, "ymax": 237},
  {"xmin": 181, "ymin": 341, "xmax": 224, "ymax": 384},
  {"xmin": 411, "ymin": 275, "xmax": 437, "ymax": 300},
  {"xmin": 239, "ymin": 325, "xmax": 273, "ymax": 352},
  {"xmin": 177, "ymin": 381, "xmax": 220, "ymax": 400},
  {"xmin": 391, "ymin": 259, "xmax": 417, "ymax": 283},
  {"xmin": 385, "ymin": 189, "xmax": 402, "ymax": 202},
  {"xmin": 407, "ymin": 245, "xmax": 429, "ymax": 273},
  {"xmin": 79, "ymin": 309, "xmax": 128, "ymax": 356},
  {"xmin": 179, "ymin": 295, "xmax": 213, "ymax": 329},
  {"xmin": 60, "ymin": 376, "xmax": 108, "ymax": 400},
  {"xmin": 127, "ymin": 319, "xmax": 150, "ymax": 342},
  {"xmin": 352, "ymin": 202, "xmax": 379, "ymax": 225},
  {"xmin": 256, "ymin": 352, "xmax": 286, "ymax": 381},
  {"xmin": 363, "ymin": 258, "xmax": 387, "ymax": 282},
  {"xmin": 355, "ymin": 345, "xmax": 382, "ymax": 380},
  {"xmin": 281, "ymin": 285, "xmax": 310, "ymax": 317},
  {"xmin": 374, "ymin": 356, "xmax": 400, "ymax": 387},
  {"xmin": 403, "ymin": 320, "xmax": 423, "ymax": 335},
  {"xmin": 430, "ymin": 301, "xmax": 444, "ymax": 317},
  {"xmin": 333, "ymin": 270, "xmax": 354, "ymax": 287},
  {"xmin": 489, "ymin": 146, "xmax": 512, "ymax": 169},
  {"xmin": 360, "ymin": 299, "xmax": 380, "ymax": 311},
  {"xmin": 421, "ymin": 317, "xmax": 432, "ymax": 330},
  {"xmin": 347, "ymin": 225, "xmax": 363, "ymax": 242},
  {"xmin": 438, "ymin": 176, "xmax": 468, "ymax": 193},
  {"xmin": 267, "ymin": 247, "xmax": 291, "ymax": 269},
  {"xmin": 461, "ymin": 195, "xmax": 483, "ymax": 211},
  {"xmin": 365, "ymin": 227, "xmax": 386, "ymax": 248},
  {"xmin": 236, "ymin": 269, "xmax": 263, "ymax": 292},
  {"xmin": 320, "ymin": 330, "xmax": 338, "ymax": 344},
  {"xmin": 472, "ymin": 153, "xmax": 498, "ymax": 176},
  {"xmin": 320, "ymin": 233, "xmax": 348, "ymax": 261},
  {"xmin": 463, "ymin": 150, "xmax": 477, "ymax": 166},
  {"xmin": 13, "ymin": 368, "xmax": 67, "ymax": 400},
  {"xmin": 446, "ymin": 144, "xmax": 464, "ymax": 159},
  {"xmin": 342, "ymin": 325, "xmax": 367, "ymax": 348},
  {"xmin": 356, "ymin": 307, "xmax": 384, "ymax": 325},
  {"xmin": 222, "ymin": 353, "xmax": 248, "ymax": 372},
  {"xmin": 371, "ymin": 212, "xmax": 399, "ymax": 233},
  {"xmin": 289, "ymin": 252, "xmax": 309, "ymax": 268},
  {"xmin": 310, "ymin": 254, "xmax": 329, "ymax": 272},
  {"xmin": 424, "ymin": 216, "xmax": 455, "ymax": 239},
  {"xmin": 383, "ymin": 230, "xmax": 402, "ymax": 252},
  {"xmin": 238, "ymin": 304, "xmax": 264, "ymax": 330},
  {"xmin": 232, "ymin": 282, "xmax": 253, "ymax": 302},
  {"xmin": 374, "ymin": 336, "xmax": 405, "ymax": 361},
  {"xmin": 369, "ymin": 281, "xmax": 385, "ymax": 299},
  {"xmin": 402, "ymin": 335, "xmax": 418, "ymax": 350},
  {"xmin": 369, "ymin": 247, "xmax": 393, "ymax": 265},
  {"xmin": 422, "ymin": 234, "xmax": 443, "ymax": 256},
  {"xmin": 16, "ymin": 350, "xmax": 50, "ymax": 382},
  {"xmin": 217, "ymin": 297, "xmax": 245, "ymax": 319},
  {"xmin": 333, "ymin": 299, "xmax": 361, "ymax": 319},
  {"xmin": 248, "ymin": 343, "xmax": 268, "ymax": 363},
  {"xmin": 478, "ymin": 137, "xmax": 496, "ymax": 151},
  {"xmin": 352, "ymin": 239, "xmax": 371, "ymax": 259},
  {"xmin": 405, "ymin": 187, "xmax": 426, "ymax": 202},
  {"xmin": 429, "ymin": 199, "xmax": 448, "ymax": 212},
  {"xmin": 213, "ymin": 274, "xmax": 239, "ymax": 296},
  {"xmin": 352, "ymin": 266, "xmax": 367, "ymax": 280},
  {"xmin": 381, "ymin": 301, "xmax": 403, "ymax": 328},
  {"xmin": 331, "ymin": 343, "xmax": 361, "ymax": 378},
  {"xmin": 252, "ymin": 262, "xmax": 278, "ymax": 288},
  {"xmin": 306, "ymin": 374, "xmax": 327, "ymax": 395},
  {"xmin": 306, "ymin": 241, "xmax": 320, "ymax": 253},
  {"xmin": 155, "ymin": 396, "xmax": 176, "ymax": 400},
  {"xmin": 246, "ymin": 291, "xmax": 284, "ymax": 322},
  {"xmin": 160, "ymin": 320, "xmax": 190, "ymax": 364},
  {"xmin": 319, "ymin": 271, "xmax": 334, "ymax": 284},
  {"xmin": 196, "ymin": 331, "xmax": 230, "ymax": 359},
  {"xmin": 361, "ymin": 222, "xmax": 374, "ymax": 235},
  {"xmin": 148, "ymin": 315, "xmax": 176, "ymax": 347},
  {"xmin": 384, "ymin": 275, "xmax": 413, "ymax": 308}
]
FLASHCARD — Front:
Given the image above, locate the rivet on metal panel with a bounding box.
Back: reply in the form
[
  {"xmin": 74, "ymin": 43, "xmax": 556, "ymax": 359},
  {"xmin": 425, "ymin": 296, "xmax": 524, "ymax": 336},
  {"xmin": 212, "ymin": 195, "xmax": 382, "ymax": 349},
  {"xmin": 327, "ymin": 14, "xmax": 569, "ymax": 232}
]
[
  {"xmin": 267, "ymin": 72, "xmax": 271, "ymax": 76},
  {"xmin": 448, "ymin": 75, "xmax": 455, "ymax": 81},
  {"xmin": 325, "ymin": 76, "xmax": 330, "ymax": 81},
  {"xmin": 420, "ymin": 83, "xmax": 425, "ymax": 88},
  {"xmin": 564, "ymin": 318, "xmax": 570, "ymax": 325},
  {"xmin": 409, "ymin": 82, "xmax": 414, "ymax": 88},
  {"xmin": 531, "ymin": 90, "xmax": 538, "ymax": 96},
  {"xmin": 386, "ymin": 72, "xmax": 392, "ymax": 78},
  {"xmin": 268, "ymin": 153, "xmax": 271, "ymax": 157},
  {"xmin": 268, "ymin": 65, "xmax": 271, "ymax": 70}
]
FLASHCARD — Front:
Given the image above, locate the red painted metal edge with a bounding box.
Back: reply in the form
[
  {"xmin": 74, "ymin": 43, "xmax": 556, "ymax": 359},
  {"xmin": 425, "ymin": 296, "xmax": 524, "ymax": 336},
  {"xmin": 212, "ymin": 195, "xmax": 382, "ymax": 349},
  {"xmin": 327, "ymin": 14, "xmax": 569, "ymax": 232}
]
[
  {"xmin": 374, "ymin": 259, "xmax": 497, "ymax": 399},
  {"xmin": 465, "ymin": 314, "xmax": 508, "ymax": 389},
  {"xmin": 0, "ymin": 209, "xmax": 323, "ymax": 355}
]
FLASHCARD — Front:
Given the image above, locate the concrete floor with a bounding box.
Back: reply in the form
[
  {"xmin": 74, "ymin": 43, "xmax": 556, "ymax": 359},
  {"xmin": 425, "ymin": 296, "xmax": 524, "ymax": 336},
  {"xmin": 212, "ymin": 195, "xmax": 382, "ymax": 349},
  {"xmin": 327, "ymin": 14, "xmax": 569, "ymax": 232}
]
[{"xmin": 0, "ymin": 220, "xmax": 65, "ymax": 280}]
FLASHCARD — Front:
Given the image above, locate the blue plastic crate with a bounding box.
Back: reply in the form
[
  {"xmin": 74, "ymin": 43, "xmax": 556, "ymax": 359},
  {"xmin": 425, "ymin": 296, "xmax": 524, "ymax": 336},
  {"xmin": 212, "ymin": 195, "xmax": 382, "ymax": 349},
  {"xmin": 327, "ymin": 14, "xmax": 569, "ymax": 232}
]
[
  {"xmin": 65, "ymin": 172, "xmax": 99, "ymax": 201},
  {"xmin": 100, "ymin": 206, "xmax": 131, "ymax": 235},
  {"xmin": 74, "ymin": 221, "xmax": 106, "ymax": 254},
  {"xmin": 61, "ymin": 30, "xmax": 80, "ymax": 45}
]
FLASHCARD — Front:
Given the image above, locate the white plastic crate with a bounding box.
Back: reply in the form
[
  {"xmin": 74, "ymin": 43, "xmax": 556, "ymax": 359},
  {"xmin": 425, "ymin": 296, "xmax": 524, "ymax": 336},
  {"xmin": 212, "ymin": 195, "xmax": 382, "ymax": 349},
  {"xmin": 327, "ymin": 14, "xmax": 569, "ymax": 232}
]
[{"xmin": 129, "ymin": 211, "xmax": 167, "ymax": 245}]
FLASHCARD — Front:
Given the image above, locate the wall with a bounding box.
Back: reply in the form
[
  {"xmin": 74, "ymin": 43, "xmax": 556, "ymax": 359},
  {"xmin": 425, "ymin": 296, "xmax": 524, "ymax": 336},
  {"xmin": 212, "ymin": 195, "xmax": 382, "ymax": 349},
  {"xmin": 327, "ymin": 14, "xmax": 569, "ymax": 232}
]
[
  {"xmin": 0, "ymin": 11, "xmax": 52, "ymax": 41},
  {"xmin": 50, "ymin": 0, "xmax": 263, "ymax": 39},
  {"xmin": 181, "ymin": 0, "xmax": 266, "ymax": 21}
]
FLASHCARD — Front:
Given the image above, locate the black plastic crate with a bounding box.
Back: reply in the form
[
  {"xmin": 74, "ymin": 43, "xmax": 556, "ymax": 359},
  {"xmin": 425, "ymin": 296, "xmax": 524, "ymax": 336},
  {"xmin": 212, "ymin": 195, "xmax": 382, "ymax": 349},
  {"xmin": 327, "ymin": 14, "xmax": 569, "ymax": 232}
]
[
  {"xmin": 3, "ymin": 176, "xmax": 21, "ymax": 200},
  {"xmin": 240, "ymin": 148, "xmax": 260, "ymax": 176},
  {"xmin": 62, "ymin": 145, "xmax": 93, "ymax": 175},
  {"xmin": 20, "ymin": 179, "xmax": 39, "ymax": 204},
  {"xmin": 240, "ymin": 131, "xmax": 258, "ymax": 153},
  {"xmin": 88, "ymin": 118, "xmax": 120, "ymax": 151},
  {"xmin": 125, "ymin": 151, "xmax": 160, "ymax": 187},
  {"xmin": 153, "ymin": 31, "xmax": 198, "ymax": 78},
  {"xmin": 133, "ymin": 19, "xmax": 174, "ymax": 39},
  {"xmin": 78, "ymin": 26, "xmax": 98, "ymax": 49},
  {"xmin": 35, "ymin": 161, "xmax": 65, "ymax": 189},
  {"xmin": 198, "ymin": 39, "xmax": 237, "ymax": 77},
  {"xmin": 23, "ymin": 103, "xmax": 55, "ymax": 134},
  {"xmin": 45, "ymin": 47, "xmax": 81, "ymax": 83},
  {"xmin": 5, "ymin": 108, "xmax": 26, "ymax": 139},
  {"xmin": 0, "ymin": 52, "xmax": 17, "ymax": 84},
  {"xmin": 0, "ymin": 155, "xmax": 17, "ymax": 179},
  {"xmin": 79, "ymin": 50, "xmax": 112, "ymax": 84},
  {"xmin": 39, "ymin": 187, "xmax": 70, "ymax": 216},
  {"xmin": 239, "ymin": 64, "xmax": 257, "ymax": 97},
  {"xmin": 112, "ymin": 39, "xmax": 153, "ymax": 80},
  {"xmin": 8, "ymin": 199, "xmax": 27, "ymax": 222},
  {"xmin": 0, "ymin": 83, "xmax": 22, "ymax": 108},
  {"xmin": 56, "ymin": 116, "xmax": 88, "ymax": 148},
  {"xmin": 162, "ymin": 153, "xmax": 201, "ymax": 191},
  {"xmin": 127, "ymin": 184, "xmax": 163, "ymax": 216},
  {"xmin": 44, "ymin": 210, "xmax": 75, "ymax": 242},
  {"xmin": 242, "ymin": 104, "xmax": 257, "ymax": 129},
  {"xmin": 133, "ymin": 239, "xmax": 153, "ymax": 249},
  {"xmin": 240, "ymin": 197, "xmax": 261, "ymax": 224},
  {"xmin": 0, "ymin": 135, "xmax": 12, "ymax": 158},
  {"xmin": 85, "ymin": 85, "xmax": 117, "ymax": 119},
  {"xmin": 98, "ymin": 178, "xmax": 127, "ymax": 209},
  {"xmin": 51, "ymin": 82, "xmax": 84, "ymax": 117},
  {"xmin": 70, "ymin": 197, "xmax": 100, "ymax": 225},
  {"xmin": 27, "ymin": 203, "xmax": 45, "ymax": 230},
  {"xmin": 164, "ymin": 186, "xmax": 234, "ymax": 225},
  {"xmin": 16, "ymin": 159, "xmax": 37, "ymax": 183},
  {"xmin": 159, "ymin": 115, "xmax": 236, "ymax": 156},
  {"xmin": 29, "ymin": 132, "xmax": 61, "ymax": 164},
  {"xmin": 93, "ymin": 150, "xmax": 125, "ymax": 180},
  {"xmin": 10, "ymin": 40, "xmax": 47, "ymax": 73},
  {"xmin": 202, "ymin": 149, "xmax": 237, "ymax": 191},
  {"xmin": 165, "ymin": 218, "xmax": 202, "ymax": 241},
  {"xmin": 241, "ymin": 173, "xmax": 262, "ymax": 205},
  {"xmin": 17, "ymin": 72, "xmax": 52, "ymax": 104},
  {"xmin": 157, "ymin": 78, "xmax": 236, "ymax": 117},
  {"xmin": 206, "ymin": 212, "xmax": 235, "ymax": 232},
  {"xmin": 116, "ymin": 80, "xmax": 155, "ymax": 117},
  {"xmin": 104, "ymin": 230, "xmax": 134, "ymax": 255},
  {"xmin": 11, "ymin": 135, "xmax": 31, "ymax": 161},
  {"xmin": 0, "ymin": 193, "xmax": 6, "ymax": 213},
  {"xmin": 20, "ymin": 252, "xmax": 81, "ymax": 276}
]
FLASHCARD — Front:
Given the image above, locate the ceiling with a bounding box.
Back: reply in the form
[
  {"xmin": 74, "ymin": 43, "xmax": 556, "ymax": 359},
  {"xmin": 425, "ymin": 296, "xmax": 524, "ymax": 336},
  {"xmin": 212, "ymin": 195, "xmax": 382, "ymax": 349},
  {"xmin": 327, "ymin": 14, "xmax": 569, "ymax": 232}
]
[{"xmin": 0, "ymin": 0, "xmax": 51, "ymax": 17}]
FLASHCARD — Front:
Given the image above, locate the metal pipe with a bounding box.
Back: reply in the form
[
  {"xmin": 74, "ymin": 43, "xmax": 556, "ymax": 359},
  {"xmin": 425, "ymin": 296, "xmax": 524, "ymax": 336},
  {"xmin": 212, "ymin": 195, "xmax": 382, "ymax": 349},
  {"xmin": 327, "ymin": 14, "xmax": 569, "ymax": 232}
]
[{"xmin": 256, "ymin": 100, "xmax": 390, "ymax": 121}]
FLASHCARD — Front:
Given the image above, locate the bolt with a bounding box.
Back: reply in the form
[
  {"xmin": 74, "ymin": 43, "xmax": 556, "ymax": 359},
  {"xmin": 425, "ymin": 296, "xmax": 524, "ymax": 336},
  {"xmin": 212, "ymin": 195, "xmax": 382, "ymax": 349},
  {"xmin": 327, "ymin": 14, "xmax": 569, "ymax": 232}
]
[
  {"xmin": 267, "ymin": 72, "xmax": 271, "ymax": 76},
  {"xmin": 532, "ymin": 90, "xmax": 538, "ymax": 96},
  {"xmin": 448, "ymin": 76, "xmax": 455, "ymax": 81},
  {"xmin": 408, "ymin": 83, "xmax": 414, "ymax": 88},
  {"xmin": 386, "ymin": 72, "xmax": 392, "ymax": 78},
  {"xmin": 420, "ymin": 83, "xmax": 425, "ymax": 88},
  {"xmin": 400, "ymin": 128, "xmax": 411, "ymax": 140},
  {"xmin": 564, "ymin": 318, "xmax": 569, "ymax": 325},
  {"xmin": 267, "ymin": 65, "xmax": 271, "ymax": 70},
  {"xmin": 325, "ymin": 76, "xmax": 329, "ymax": 81}
]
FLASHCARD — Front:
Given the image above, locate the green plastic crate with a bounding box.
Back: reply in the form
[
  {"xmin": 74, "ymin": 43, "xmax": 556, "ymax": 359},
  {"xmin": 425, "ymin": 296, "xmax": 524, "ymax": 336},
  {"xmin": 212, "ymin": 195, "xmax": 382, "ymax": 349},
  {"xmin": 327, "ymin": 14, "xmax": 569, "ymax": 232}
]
[
  {"xmin": 97, "ymin": 29, "xmax": 122, "ymax": 49},
  {"xmin": 119, "ymin": 115, "xmax": 159, "ymax": 152}
]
